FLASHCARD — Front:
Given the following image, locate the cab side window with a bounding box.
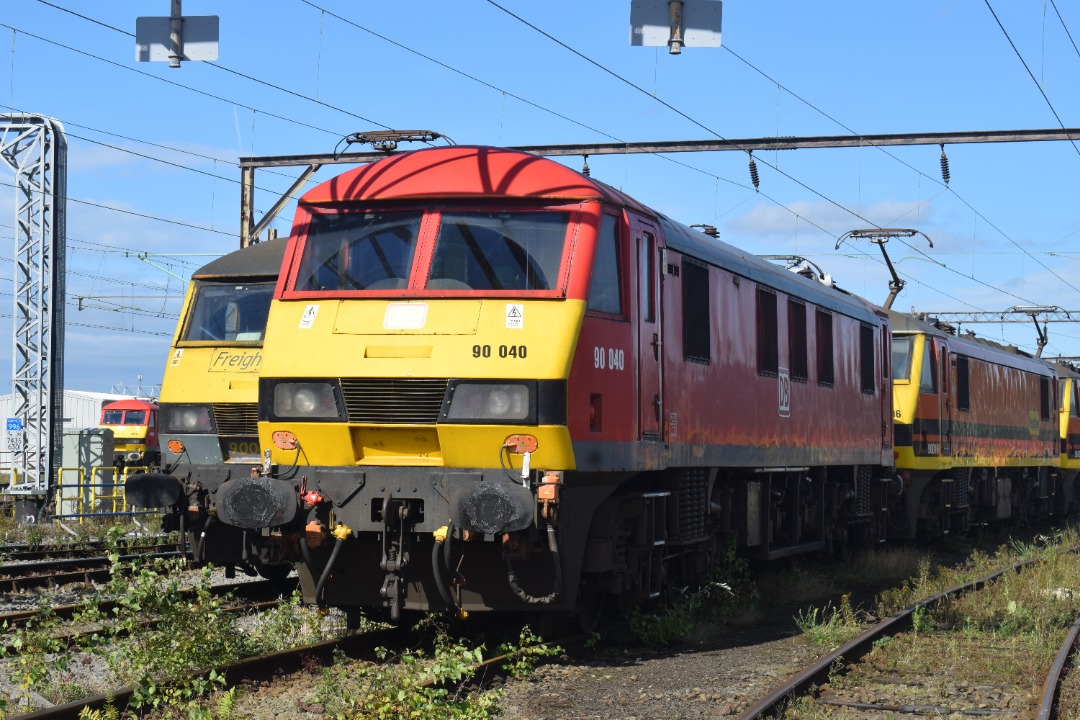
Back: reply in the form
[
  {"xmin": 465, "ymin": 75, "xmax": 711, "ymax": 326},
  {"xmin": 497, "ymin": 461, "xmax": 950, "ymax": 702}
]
[
  {"xmin": 919, "ymin": 341, "xmax": 936, "ymax": 393},
  {"xmin": 586, "ymin": 214, "xmax": 622, "ymax": 315}
]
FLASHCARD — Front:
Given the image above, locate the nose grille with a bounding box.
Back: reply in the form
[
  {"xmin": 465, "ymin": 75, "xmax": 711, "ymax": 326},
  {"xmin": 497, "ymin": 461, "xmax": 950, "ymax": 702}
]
[
  {"xmin": 339, "ymin": 378, "xmax": 448, "ymax": 424},
  {"xmin": 212, "ymin": 403, "xmax": 259, "ymax": 435}
]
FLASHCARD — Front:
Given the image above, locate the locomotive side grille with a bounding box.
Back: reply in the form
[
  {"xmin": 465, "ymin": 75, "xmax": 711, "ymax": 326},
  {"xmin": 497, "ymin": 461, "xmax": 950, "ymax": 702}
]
[
  {"xmin": 674, "ymin": 467, "xmax": 708, "ymax": 544},
  {"xmin": 339, "ymin": 378, "xmax": 448, "ymax": 424},
  {"xmin": 952, "ymin": 468, "xmax": 970, "ymax": 508},
  {"xmin": 855, "ymin": 465, "xmax": 873, "ymax": 516},
  {"xmin": 212, "ymin": 403, "xmax": 259, "ymax": 436}
]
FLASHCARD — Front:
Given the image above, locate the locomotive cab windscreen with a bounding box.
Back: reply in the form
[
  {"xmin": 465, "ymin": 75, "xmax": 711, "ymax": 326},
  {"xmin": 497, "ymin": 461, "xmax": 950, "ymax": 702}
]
[
  {"xmin": 182, "ymin": 281, "xmax": 275, "ymax": 343},
  {"xmin": 292, "ymin": 209, "xmax": 569, "ymax": 294},
  {"xmin": 101, "ymin": 407, "xmax": 148, "ymax": 425},
  {"xmin": 155, "ymin": 269, "xmax": 279, "ymax": 472}
]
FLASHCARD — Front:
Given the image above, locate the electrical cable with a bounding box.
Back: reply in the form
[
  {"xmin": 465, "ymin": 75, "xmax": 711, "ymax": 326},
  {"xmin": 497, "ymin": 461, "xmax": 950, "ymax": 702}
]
[
  {"xmin": 487, "ymin": 3, "xmax": 1069, "ymax": 309},
  {"xmin": 1050, "ymin": 0, "xmax": 1080, "ymax": 60},
  {"xmin": 0, "ymin": 177, "xmax": 235, "ymax": 236},
  {"xmin": 983, "ymin": 0, "xmax": 1080, "ymax": 158},
  {"xmin": 19, "ymin": 2, "xmax": 1071, "ymax": 347},
  {"xmin": 0, "ymin": 21, "xmax": 345, "ymax": 139},
  {"xmin": 31, "ymin": 0, "xmax": 390, "ymax": 131},
  {"xmin": 25, "ymin": 0, "xmax": 961, "ymax": 310}
]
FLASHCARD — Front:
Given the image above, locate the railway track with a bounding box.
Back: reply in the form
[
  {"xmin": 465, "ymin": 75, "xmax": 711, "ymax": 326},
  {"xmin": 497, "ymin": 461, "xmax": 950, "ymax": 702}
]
[
  {"xmin": 6, "ymin": 537, "xmax": 1077, "ymax": 718},
  {"xmin": 0, "ymin": 577, "xmax": 296, "ymax": 631},
  {"xmin": 0, "ymin": 550, "xmax": 188, "ymax": 592},
  {"xmin": 4, "ymin": 608, "xmax": 570, "ymax": 719},
  {"xmin": 738, "ymin": 549, "xmax": 1080, "ymax": 719},
  {"xmin": 0, "ymin": 539, "xmax": 180, "ymax": 564},
  {"xmin": 10, "ymin": 626, "xmax": 414, "ymax": 719}
]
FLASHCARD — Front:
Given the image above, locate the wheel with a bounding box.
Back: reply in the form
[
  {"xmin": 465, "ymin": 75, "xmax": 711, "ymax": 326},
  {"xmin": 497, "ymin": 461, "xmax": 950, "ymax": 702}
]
[
  {"xmin": 255, "ymin": 563, "xmax": 295, "ymax": 593},
  {"xmin": 573, "ymin": 575, "xmax": 610, "ymax": 634}
]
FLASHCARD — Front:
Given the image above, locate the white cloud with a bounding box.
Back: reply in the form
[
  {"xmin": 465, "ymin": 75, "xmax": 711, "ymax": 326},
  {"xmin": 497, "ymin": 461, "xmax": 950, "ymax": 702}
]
[{"xmin": 727, "ymin": 198, "xmax": 938, "ymax": 246}]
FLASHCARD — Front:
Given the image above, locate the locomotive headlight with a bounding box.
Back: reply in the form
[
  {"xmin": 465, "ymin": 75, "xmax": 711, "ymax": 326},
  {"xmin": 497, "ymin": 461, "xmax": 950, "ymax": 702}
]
[
  {"xmin": 486, "ymin": 388, "xmax": 516, "ymax": 416},
  {"xmin": 160, "ymin": 404, "xmax": 214, "ymax": 434},
  {"xmin": 273, "ymin": 382, "xmax": 341, "ymax": 419},
  {"xmin": 447, "ymin": 383, "xmax": 531, "ymax": 422}
]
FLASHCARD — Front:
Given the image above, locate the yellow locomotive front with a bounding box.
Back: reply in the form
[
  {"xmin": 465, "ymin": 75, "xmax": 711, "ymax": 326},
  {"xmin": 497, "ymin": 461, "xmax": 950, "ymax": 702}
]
[
  {"xmin": 227, "ymin": 147, "xmax": 623, "ymax": 619},
  {"xmin": 124, "ymin": 240, "xmax": 285, "ymax": 576}
]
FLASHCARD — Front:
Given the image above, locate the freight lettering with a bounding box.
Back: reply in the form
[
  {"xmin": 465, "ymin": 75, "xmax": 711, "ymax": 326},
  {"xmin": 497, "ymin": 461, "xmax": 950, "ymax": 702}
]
[{"xmin": 209, "ymin": 350, "xmax": 262, "ymax": 372}]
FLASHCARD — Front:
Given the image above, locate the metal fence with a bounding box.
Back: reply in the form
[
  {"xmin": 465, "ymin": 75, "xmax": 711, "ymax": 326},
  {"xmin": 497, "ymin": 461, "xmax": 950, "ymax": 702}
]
[{"xmin": 54, "ymin": 466, "xmax": 165, "ymax": 520}]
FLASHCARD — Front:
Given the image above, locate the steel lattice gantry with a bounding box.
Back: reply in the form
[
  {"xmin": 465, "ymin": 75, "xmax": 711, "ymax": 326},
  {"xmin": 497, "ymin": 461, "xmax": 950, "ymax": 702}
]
[{"xmin": 0, "ymin": 115, "xmax": 66, "ymax": 497}]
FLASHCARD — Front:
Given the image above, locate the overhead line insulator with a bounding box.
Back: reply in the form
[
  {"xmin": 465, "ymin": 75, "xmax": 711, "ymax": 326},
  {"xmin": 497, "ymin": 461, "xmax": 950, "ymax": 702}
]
[{"xmin": 940, "ymin": 144, "xmax": 951, "ymax": 186}]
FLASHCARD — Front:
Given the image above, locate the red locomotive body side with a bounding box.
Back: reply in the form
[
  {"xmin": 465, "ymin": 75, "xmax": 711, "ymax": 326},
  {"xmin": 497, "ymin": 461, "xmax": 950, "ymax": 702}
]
[
  {"xmin": 657, "ymin": 247, "xmax": 890, "ymax": 469},
  {"xmin": 567, "ymin": 208, "xmax": 892, "ymax": 474}
]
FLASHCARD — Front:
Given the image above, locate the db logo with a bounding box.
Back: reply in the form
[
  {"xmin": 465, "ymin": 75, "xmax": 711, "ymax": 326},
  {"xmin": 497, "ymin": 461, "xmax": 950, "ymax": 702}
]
[{"xmin": 778, "ymin": 368, "xmax": 791, "ymax": 418}]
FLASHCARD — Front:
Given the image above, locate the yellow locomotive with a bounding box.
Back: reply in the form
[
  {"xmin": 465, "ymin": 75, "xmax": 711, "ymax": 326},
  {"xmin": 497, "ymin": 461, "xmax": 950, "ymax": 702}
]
[{"xmin": 126, "ymin": 239, "xmax": 285, "ymax": 577}]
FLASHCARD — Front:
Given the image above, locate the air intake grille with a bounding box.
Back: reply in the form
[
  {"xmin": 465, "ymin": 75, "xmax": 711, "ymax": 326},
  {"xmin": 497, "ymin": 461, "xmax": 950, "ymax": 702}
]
[
  {"xmin": 339, "ymin": 378, "xmax": 448, "ymax": 424},
  {"xmin": 212, "ymin": 403, "xmax": 259, "ymax": 435}
]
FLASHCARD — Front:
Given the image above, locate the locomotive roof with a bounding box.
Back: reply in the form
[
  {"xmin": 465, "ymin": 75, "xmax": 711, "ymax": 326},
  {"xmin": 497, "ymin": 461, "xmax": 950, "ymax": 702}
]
[
  {"xmin": 1047, "ymin": 359, "xmax": 1080, "ymax": 379},
  {"xmin": 888, "ymin": 309, "xmax": 1054, "ymax": 375},
  {"xmin": 193, "ymin": 237, "xmax": 288, "ymax": 280},
  {"xmin": 297, "ymin": 145, "xmax": 882, "ymax": 324},
  {"xmin": 298, "ymin": 145, "xmax": 653, "ymax": 212},
  {"xmin": 102, "ymin": 398, "xmax": 158, "ymax": 410},
  {"xmin": 653, "ymin": 213, "xmax": 884, "ymax": 324}
]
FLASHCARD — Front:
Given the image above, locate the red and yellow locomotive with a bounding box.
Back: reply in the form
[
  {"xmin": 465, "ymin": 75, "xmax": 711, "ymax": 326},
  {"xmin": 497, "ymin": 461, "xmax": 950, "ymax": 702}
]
[
  {"xmin": 213, "ymin": 146, "xmax": 892, "ymax": 620},
  {"xmin": 99, "ymin": 398, "xmax": 160, "ymax": 469}
]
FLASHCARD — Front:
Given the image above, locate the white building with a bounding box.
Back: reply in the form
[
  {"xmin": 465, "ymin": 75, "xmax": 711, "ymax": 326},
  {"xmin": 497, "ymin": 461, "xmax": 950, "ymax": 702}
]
[{"xmin": 0, "ymin": 390, "xmax": 135, "ymax": 431}]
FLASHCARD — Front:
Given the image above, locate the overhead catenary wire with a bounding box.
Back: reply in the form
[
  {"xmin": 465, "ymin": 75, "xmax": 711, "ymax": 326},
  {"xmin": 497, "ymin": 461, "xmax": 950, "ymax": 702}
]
[
  {"xmin": 286, "ymin": 0, "xmax": 974, "ymax": 309},
  {"xmin": 27, "ymin": 0, "xmax": 1005, "ymax": 311},
  {"xmin": 0, "ymin": 21, "xmax": 346, "ymax": 139},
  {"xmin": 0, "ymin": 102, "xmax": 305, "ymax": 237},
  {"xmin": 983, "ymin": 0, "xmax": 1080, "ymax": 158},
  {"xmin": 484, "ymin": 2, "xmax": 1069, "ymax": 312},
  {"xmin": 719, "ymin": 46, "xmax": 1080, "ymax": 297},
  {"xmin": 1050, "ymin": 0, "xmax": 1080, "ymax": 60},
  {"xmin": 0, "ymin": 177, "xmax": 236, "ymax": 237},
  {"xmin": 13, "ymin": 1, "xmax": 1069, "ymax": 350},
  {"xmin": 31, "ymin": 0, "xmax": 390, "ymax": 131}
]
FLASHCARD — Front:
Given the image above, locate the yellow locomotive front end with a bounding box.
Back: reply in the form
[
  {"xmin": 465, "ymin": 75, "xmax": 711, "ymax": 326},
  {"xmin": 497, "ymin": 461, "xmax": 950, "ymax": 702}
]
[
  {"xmin": 123, "ymin": 240, "xmax": 285, "ymax": 578},
  {"xmin": 260, "ymin": 297, "xmax": 578, "ymax": 472}
]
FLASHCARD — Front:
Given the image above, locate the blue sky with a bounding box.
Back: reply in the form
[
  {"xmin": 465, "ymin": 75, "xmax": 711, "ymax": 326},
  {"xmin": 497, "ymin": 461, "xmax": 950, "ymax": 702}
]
[{"xmin": 2, "ymin": 0, "xmax": 1079, "ymax": 392}]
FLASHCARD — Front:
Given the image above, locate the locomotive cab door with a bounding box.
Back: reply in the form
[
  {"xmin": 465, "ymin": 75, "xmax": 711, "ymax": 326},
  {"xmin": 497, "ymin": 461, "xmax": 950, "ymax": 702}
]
[
  {"xmin": 631, "ymin": 214, "xmax": 663, "ymax": 440},
  {"xmin": 916, "ymin": 336, "xmax": 947, "ymax": 458},
  {"xmin": 939, "ymin": 341, "xmax": 952, "ymax": 456}
]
